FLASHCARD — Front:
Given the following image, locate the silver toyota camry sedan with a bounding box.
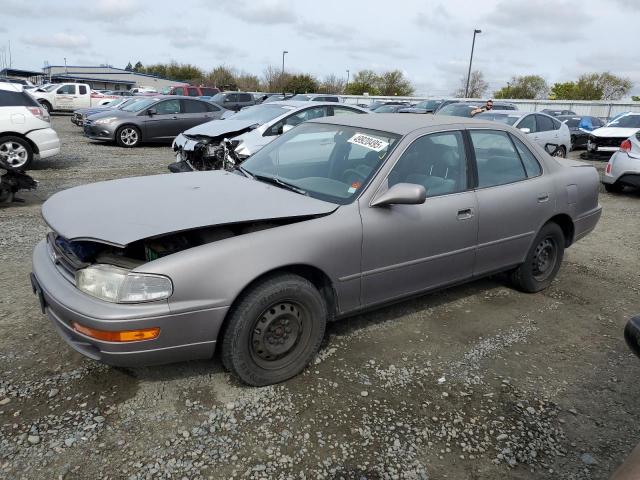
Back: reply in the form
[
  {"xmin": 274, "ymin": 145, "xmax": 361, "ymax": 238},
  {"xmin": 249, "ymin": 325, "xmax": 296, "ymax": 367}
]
[{"xmin": 31, "ymin": 114, "xmax": 602, "ymax": 386}]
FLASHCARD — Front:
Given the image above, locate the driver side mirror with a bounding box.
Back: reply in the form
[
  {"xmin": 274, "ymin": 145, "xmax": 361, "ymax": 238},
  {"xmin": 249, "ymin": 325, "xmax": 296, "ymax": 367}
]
[
  {"xmin": 519, "ymin": 127, "xmax": 531, "ymax": 134},
  {"xmin": 147, "ymin": 108, "xmax": 157, "ymax": 116},
  {"xmin": 371, "ymin": 183, "xmax": 426, "ymax": 207}
]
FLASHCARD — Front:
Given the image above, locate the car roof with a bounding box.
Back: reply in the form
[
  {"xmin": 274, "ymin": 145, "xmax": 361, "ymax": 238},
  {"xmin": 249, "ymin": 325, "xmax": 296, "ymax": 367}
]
[
  {"xmin": 0, "ymin": 82, "xmax": 25, "ymax": 93},
  {"xmin": 258, "ymin": 100, "xmax": 364, "ymax": 110},
  {"xmin": 310, "ymin": 112, "xmax": 504, "ymax": 135}
]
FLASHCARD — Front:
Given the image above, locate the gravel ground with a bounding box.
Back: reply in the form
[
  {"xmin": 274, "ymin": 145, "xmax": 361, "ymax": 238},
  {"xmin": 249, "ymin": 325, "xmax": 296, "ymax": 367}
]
[{"xmin": 1, "ymin": 115, "xmax": 639, "ymax": 480}]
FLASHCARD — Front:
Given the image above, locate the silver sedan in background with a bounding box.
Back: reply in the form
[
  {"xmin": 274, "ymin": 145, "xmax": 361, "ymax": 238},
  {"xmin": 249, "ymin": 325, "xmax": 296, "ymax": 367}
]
[
  {"xmin": 602, "ymin": 132, "xmax": 640, "ymax": 193},
  {"xmin": 32, "ymin": 114, "xmax": 601, "ymax": 386}
]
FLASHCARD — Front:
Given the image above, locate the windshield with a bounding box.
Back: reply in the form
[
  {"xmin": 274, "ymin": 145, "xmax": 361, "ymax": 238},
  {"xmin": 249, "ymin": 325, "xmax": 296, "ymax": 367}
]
[
  {"xmin": 230, "ymin": 104, "xmax": 294, "ymax": 124},
  {"xmin": 606, "ymin": 114, "xmax": 640, "ymax": 129},
  {"xmin": 373, "ymin": 105, "xmax": 399, "ymax": 113},
  {"xmin": 121, "ymin": 98, "xmax": 157, "ymax": 112},
  {"xmin": 436, "ymin": 104, "xmax": 475, "ymax": 117},
  {"xmin": 41, "ymin": 84, "xmax": 58, "ymax": 92},
  {"xmin": 291, "ymin": 94, "xmax": 311, "ymax": 101},
  {"xmin": 241, "ymin": 122, "xmax": 401, "ymax": 204},
  {"xmin": 415, "ymin": 100, "xmax": 442, "ymax": 110},
  {"xmin": 475, "ymin": 112, "xmax": 519, "ymax": 125}
]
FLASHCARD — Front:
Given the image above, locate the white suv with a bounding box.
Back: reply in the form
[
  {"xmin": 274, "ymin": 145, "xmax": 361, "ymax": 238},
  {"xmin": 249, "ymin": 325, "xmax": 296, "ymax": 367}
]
[{"xmin": 0, "ymin": 83, "xmax": 60, "ymax": 170}]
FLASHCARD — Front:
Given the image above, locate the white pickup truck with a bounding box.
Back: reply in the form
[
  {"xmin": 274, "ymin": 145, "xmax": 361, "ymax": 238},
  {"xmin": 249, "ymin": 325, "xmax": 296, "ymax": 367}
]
[{"xmin": 30, "ymin": 83, "xmax": 117, "ymax": 113}]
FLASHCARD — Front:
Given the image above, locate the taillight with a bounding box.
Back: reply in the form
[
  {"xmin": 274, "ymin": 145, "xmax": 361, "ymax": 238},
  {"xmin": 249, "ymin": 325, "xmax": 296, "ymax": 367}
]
[
  {"xmin": 606, "ymin": 163, "xmax": 612, "ymax": 174},
  {"xmin": 27, "ymin": 106, "xmax": 50, "ymax": 122},
  {"xmin": 620, "ymin": 139, "xmax": 632, "ymax": 152}
]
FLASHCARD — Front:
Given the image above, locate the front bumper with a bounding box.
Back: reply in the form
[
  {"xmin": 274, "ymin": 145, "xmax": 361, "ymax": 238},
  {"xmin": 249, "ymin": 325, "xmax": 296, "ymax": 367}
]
[
  {"xmin": 26, "ymin": 128, "xmax": 60, "ymax": 159},
  {"xmin": 31, "ymin": 240, "xmax": 228, "ymax": 367},
  {"xmin": 587, "ymin": 136, "xmax": 625, "ymax": 153},
  {"xmin": 83, "ymin": 122, "xmax": 116, "ymax": 141},
  {"xmin": 71, "ymin": 113, "xmax": 84, "ymax": 126},
  {"xmin": 602, "ymin": 151, "xmax": 640, "ymax": 186}
]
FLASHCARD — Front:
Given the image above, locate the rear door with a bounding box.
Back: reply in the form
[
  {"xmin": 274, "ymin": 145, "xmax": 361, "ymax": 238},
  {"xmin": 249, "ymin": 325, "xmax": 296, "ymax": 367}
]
[
  {"xmin": 180, "ymin": 99, "xmax": 214, "ymax": 129},
  {"xmin": 469, "ymin": 129, "xmax": 553, "ymax": 275},
  {"xmin": 187, "ymin": 87, "xmax": 200, "ymax": 97},
  {"xmin": 535, "ymin": 114, "xmax": 557, "ymax": 148},
  {"xmin": 76, "ymin": 85, "xmax": 90, "ymax": 108}
]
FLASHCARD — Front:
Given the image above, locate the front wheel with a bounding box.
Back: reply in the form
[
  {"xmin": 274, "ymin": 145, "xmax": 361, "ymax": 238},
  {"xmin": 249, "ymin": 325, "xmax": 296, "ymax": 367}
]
[
  {"xmin": 511, "ymin": 223, "xmax": 565, "ymax": 293},
  {"xmin": 221, "ymin": 274, "xmax": 327, "ymax": 386},
  {"xmin": 116, "ymin": 126, "xmax": 141, "ymax": 148}
]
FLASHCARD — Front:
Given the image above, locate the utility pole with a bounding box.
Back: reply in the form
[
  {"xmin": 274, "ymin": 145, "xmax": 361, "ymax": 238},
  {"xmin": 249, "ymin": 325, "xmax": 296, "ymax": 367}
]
[
  {"xmin": 281, "ymin": 50, "xmax": 288, "ymax": 96},
  {"xmin": 346, "ymin": 69, "xmax": 350, "ymax": 87},
  {"xmin": 8, "ymin": 40, "xmax": 11, "ymax": 68},
  {"xmin": 464, "ymin": 29, "xmax": 482, "ymax": 98}
]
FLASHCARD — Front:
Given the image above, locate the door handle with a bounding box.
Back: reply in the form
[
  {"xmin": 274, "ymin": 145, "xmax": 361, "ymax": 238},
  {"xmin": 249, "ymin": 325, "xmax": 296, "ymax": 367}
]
[
  {"xmin": 457, "ymin": 208, "xmax": 474, "ymax": 220},
  {"xmin": 172, "ymin": 116, "xmax": 179, "ymax": 120},
  {"xmin": 537, "ymin": 193, "xmax": 549, "ymax": 203}
]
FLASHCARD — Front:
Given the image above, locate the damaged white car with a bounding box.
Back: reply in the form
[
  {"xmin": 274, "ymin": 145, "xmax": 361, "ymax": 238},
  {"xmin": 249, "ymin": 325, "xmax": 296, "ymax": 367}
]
[{"xmin": 170, "ymin": 101, "xmax": 367, "ymax": 172}]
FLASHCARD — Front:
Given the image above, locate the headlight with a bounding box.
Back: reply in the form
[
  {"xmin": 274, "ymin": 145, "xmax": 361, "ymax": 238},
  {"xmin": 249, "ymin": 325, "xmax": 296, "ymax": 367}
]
[
  {"xmin": 94, "ymin": 117, "xmax": 118, "ymax": 125},
  {"xmin": 76, "ymin": 264, "xmax": 173, "ymax": 303}
]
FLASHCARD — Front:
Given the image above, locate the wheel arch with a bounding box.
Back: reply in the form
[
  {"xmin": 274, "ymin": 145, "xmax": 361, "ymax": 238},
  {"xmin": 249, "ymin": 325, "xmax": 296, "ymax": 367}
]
[
  {"xmin": 218, "ymin": 263, "xmax": 338, "ymax": 343},
  {"xmin": 0, "ymin": 132, "xmax": 39, "ymax": 154},
  {"xmin": 546, "ymin": 213, "xmax": 574, "ymax": 247}
]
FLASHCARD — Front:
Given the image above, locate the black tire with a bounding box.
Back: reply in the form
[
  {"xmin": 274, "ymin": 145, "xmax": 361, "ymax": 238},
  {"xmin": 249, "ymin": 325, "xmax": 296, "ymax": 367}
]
[
  {"xmin": 221, "ymin": 273, "xmax": 327, "ymax": 386},
  {"xmin": 570, "ymin": 135, "xmax": 576, "ymax": 151},
  {"xmin": 511, "ymin": 223, "xmax": 565, "ymax": 293},
  {"xmin": 0, "ymin": 135, "xmax": 34, "ymax": 170},
  {"xmin": 604, "ymin": 182, "xmax": 624, "ymax": 193},
  {"xmin": 39, "ymin": 101, "xmax": 51, "ymax": 114},
  {"xmin": 115, "ymin": 125, "xmax": 141, "ymax": 148}
]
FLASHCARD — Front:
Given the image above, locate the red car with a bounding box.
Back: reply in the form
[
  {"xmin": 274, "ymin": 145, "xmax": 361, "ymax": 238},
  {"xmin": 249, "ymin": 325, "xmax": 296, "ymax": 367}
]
[{"xmin": 162, "ymin": 85, "xmax": 220, "ymax": 97}]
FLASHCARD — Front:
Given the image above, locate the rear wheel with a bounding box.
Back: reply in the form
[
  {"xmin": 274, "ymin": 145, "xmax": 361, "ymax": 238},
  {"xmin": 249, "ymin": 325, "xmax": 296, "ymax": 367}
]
[
  {"xmin": 116, "ymin": 126, "xmax": 141, "ymax": 148},
  {"xmin": 604, "ymin": 182, "xmax": 624, "ymax": 193},
  {"xmin": 511, "ymin": 223, "xmax": 565, "ymax": 293},
  {"xmin": 221, "ymin": 274, "xmax": 327, "ymax": 386},
  {"xmin": 0, "ymin": 136, "xmax": 33, "ymax": 170},
  {"xmin": 553, "ymin": 145, "xmax": 566, "ymax": 158}
]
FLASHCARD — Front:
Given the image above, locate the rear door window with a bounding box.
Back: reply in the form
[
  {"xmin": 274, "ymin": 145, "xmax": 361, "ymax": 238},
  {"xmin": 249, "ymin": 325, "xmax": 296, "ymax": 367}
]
[
  {"xmin": 206, "ymin": 103, "xmax": 221, "ymax": 112},
  {"xmin": 511, "ymin": 135, "xmax": 542, "ymax": 177},
  {"xmin": 470, "ymin": 130, "xmax": 527, "ymax": 188},
  {"xmin": 187, "ymin": 87, "xmax": 199, "ymax": 97},
  {"xmin": 182, "ymin": 99, "xmax": 208, "ymax": 113},
  {"xmin": 78, "ymin": 85, "xmax": 87, "ymax": 95},
  {"xmin": 239, "ymin": 93, "xmax": 253, "ymax": 102},
  {"xmin": 536, "ymin": 114, "xmax": 554, "ymax": 132}
]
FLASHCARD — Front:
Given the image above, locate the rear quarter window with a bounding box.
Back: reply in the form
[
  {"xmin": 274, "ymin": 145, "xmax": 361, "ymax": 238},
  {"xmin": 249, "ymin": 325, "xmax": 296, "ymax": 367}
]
[
  {"xmin": 0, "ymin": 90, "xmax": 40, "ymax": 107},
  {"xmin": 239, "ymin": 93, "xmax": 253, "ymax": 102}
]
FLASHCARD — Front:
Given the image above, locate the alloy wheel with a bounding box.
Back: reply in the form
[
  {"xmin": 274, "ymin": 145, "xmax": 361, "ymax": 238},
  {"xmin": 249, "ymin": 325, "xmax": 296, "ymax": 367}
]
[
  {"xmin": 0, "ymin": 141, "xmax": 29, "ymax": 168},
  {"xmin": 120, "ymin": 128, "xmax": 139, "ymax": 146}
]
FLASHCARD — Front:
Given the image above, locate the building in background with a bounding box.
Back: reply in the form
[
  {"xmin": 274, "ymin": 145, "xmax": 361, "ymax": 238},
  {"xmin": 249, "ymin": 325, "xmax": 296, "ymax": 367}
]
[{"xmin": 0, "ymin": 65, "xmax": 186, "ymax": 91}]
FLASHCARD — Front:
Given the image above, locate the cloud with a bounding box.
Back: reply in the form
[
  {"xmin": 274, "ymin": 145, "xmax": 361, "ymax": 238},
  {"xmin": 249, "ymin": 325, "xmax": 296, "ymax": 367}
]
[
  {"xmin": 216, "ymin": 0, "xmax": 296, "ymax": 25},
  {"xmin": 413, "ymin": 4, "xmax": 464, "ymax": 35},
  {"xmin": 22, "ymin": 32, "xmax": 90, "ymax": 50},
  {"xmin": 92, "ymin": 0, "xmax": 141, "ymax": 18},
  {"xmin": 296, "ymin": 21, "xmax": 352, "ymax": 42}
]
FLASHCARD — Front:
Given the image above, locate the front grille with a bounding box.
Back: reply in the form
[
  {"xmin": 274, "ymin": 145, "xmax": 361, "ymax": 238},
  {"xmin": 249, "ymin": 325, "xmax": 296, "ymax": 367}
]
[
  {"xmin": 47, "ymin": 233, "xmax": 90, "ymax": 284},
  {"xmin": 592, "ymin": 135, "xmax": 625, "ymax": 148}
]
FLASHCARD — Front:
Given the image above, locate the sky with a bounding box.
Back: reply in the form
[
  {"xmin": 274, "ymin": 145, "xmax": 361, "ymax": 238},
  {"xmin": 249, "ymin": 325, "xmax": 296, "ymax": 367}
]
[{"xmin": 1, "ymin": 0, "xmax": 639, "ymax": 97}]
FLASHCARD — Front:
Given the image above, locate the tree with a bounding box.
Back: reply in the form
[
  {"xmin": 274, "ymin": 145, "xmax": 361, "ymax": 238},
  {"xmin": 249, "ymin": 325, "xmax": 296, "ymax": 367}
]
[
  {"xmin": 318, "ymin": 74, "xmax": 346, "ymax": 94},
  {"xmin": 344, "ymin": 69, "xmax": 380, "ymax": 95},
  {"xmin": 377, "ymin": 70, "xmax": 414, "ymax": 96},
  {"xmin": 262, "ymin": 65, "xmax": 290, "ymax": 93},
  {"xmin": 284, "ymin": 74, "xmax": 319, "ymax": 94},
  {"xmin": 235, "ymin": 72, "xmax": 261, "ymax": 91},
  {"xmin": 550, "ymin": 72, "xmax": 633, "ymax": 100},
  {"xmin": 206, "ymin": 65, "xmax": 237, "ymax": 89},
  {"xmin": 133, "ymin": 61, "xmax": 143, "ymax": 72},
  {"xmin": 125, "ymin": 62, "xmax": 133, "ymax": 72},
  {"xmin": 633, "ymin": 96, "xmax": 640, "ymax": 102},
  {"xmin": 454, "ymin": 70, "xmax": 488, "ymax": 98},
  {"xmin": 494, "ymin": 75, "xmax": 548, "ymax": 99}
]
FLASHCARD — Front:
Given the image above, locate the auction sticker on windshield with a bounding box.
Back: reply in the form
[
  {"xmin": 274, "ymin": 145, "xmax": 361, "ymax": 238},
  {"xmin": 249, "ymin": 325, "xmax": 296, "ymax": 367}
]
[{"xmin": 348, "ymin": 133, "xmax": 389, "ymax": 152}]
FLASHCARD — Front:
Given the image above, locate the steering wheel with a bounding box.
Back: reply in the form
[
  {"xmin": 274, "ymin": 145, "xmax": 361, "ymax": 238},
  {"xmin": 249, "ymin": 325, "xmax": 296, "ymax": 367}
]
[{"xmin": 342, "ymin": 168, "xmax": 367, "ymax": 186}]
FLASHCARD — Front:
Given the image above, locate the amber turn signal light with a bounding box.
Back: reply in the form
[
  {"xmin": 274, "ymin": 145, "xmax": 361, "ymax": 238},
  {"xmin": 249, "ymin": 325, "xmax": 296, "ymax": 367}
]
[{"xmin": 72, "ymin": 322, "xmax": 160, "ymax": 342}]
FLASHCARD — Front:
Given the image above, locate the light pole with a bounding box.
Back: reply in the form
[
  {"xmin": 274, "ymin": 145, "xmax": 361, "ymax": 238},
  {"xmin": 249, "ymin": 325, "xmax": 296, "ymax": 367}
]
[
  {"xmin": 464, "ymin": 29, "xmax": 481, "ymax": 98},
  {"xmin": 281, "ymin": 50, "xmax": 288, "ymax": 95},
  {"xmin": 346, "ymin": 69, "xmax": 350, "ymax": 87}
]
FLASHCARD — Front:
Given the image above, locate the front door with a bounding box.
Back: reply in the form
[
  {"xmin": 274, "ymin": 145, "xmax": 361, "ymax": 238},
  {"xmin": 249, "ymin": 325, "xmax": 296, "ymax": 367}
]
[
  {"xmin": 142, "ymin": 99, "xmax": 183, "ymax": 141},
  {"xmin": 469, "ymin": 129, "xmax": 554, "ymax": 275},
  {"xmin": 53, "ymin": 84, "xmax": 77, "ymax": 110},
  {"xmin": 360, "ymin": 130, "xmax": 478, "ymax": 307}
]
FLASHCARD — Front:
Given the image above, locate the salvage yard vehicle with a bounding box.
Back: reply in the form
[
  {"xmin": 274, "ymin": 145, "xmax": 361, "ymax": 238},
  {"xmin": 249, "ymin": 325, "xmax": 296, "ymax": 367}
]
[
  {"xmin": 602, "ymin": 132, "xmax": 640, "ymax": 193},
  {"xmin": 587, "ymin": 113, "xmax": 640, "ymax": 155},
  {"xmin": 209, "ymin": 92, "xmax": 256, "ymax": 112},
  {"xmin": 557, "ymin": 115, "xmax": 605, "ymax": 150},
  {"xmin": 290, "ymin": 93, "xmax": 342, "ymax": 102},
  {"xmin": 171, "ymin": 101, "xmax": 367, "ymax": 171},
  {"xmin": 475, "ymin": 110, "xmax": 571, "ymax": 158},
  {"xmin": 398, "ymin": 99, "xmax": 445, "ymax": 114},
  {"xmin": 70, "ymin": 97, "xmax": 144, "ymax": 126},
  {"xmin": 84, "ymin": 96, "xmax": 224, "ymax": 147},
  {"xmin": 31, "ymin": 114, "xmax": 602, "ymax": 386},
  {"xmin": 162, "ymin": 85, "xmax": 220, "ymax": 97},
  {"xmin": 0, "ymin": 82, "xmax": 60, "ymax": 170},
  {"xmin": 30, "ymin": 83, "xmax": 116, "ymax": 113}
]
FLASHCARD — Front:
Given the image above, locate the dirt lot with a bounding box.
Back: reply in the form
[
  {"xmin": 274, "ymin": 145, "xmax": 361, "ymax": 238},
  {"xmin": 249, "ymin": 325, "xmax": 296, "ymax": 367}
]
[{"xmin": 1, "ymin": 115, "xmax": 639, "ymax": 480}]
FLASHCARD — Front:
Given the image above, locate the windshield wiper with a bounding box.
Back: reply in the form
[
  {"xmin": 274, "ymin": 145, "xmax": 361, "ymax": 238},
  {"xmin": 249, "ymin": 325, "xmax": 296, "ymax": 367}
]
[
  {"xmin": 235, "ymin": 165, "xmax": 254, "ymax": 179},
  {"xmin": 252, "ymin": 173, "xmax": 307, "ymax": 196}
]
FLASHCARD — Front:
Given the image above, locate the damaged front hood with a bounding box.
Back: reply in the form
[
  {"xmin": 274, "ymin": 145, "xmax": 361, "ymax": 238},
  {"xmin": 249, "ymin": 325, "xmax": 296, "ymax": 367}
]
[
  {"xmin": 42, "ymin": 171, "xmax": 338, "ymax": 247},
  {"xmin": 182, "ymin": 119, "xmax": 260, "ymax": 139},
  {"xmin": 591, "ymin": 127, "xmax": 639, "ymax": 138}
]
